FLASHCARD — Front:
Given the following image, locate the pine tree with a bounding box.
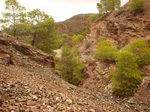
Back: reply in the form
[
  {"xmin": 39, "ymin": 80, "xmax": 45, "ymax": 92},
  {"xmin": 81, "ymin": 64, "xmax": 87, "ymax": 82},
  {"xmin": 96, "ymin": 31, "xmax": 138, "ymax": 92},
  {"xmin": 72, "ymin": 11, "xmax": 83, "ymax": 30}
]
[
  {"xmin": 97, "ymin": 0, "xmax": 121, "ymax": 14},
  {"xmin": 129, "ymin": 0, "xmax": 145, "ymax": 14},
  {"xmin": 34, "ymin": 17, "xmax": 61, "ymax": 54},
  {"xmin": 60, "ymin": 44, "xmax": 84, "ymax": 85},
  {"xmin": 0, "ymin": 0, "xmax": 26, "ymax": 36},
  {"xmin": 94, "ymin": 39, "xmax": 118, "ymax": 61},
  {"xmin": 111, "ymin": 50, "xmax": 142, "ymax": 96},
  {"xmin": 72, "ymin": 35, "xmax": 83, "ymax": 44},
  {"xmin": 125, "ymin": 38, "xmax": 150, "ymax": 65},
  {"xmin": 25, "ymin": 9, "xmax": 62, "ymax": 53}
]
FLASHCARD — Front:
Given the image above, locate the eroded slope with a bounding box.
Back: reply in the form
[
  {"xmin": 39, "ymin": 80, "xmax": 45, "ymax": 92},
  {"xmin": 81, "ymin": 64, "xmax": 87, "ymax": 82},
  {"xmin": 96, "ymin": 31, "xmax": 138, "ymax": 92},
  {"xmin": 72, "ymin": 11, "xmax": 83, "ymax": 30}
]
[{"xmin": 74, "ymin": 1, "xmax": 150, "ymax": 111}]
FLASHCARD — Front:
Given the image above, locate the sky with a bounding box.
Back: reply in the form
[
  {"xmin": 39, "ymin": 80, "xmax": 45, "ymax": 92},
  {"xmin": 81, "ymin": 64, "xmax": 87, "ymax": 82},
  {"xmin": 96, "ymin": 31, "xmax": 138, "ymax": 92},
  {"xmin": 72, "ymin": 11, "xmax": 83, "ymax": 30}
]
[{"xmin": 0, "ymin": 0, "xmax": 129, "ymax": 22}]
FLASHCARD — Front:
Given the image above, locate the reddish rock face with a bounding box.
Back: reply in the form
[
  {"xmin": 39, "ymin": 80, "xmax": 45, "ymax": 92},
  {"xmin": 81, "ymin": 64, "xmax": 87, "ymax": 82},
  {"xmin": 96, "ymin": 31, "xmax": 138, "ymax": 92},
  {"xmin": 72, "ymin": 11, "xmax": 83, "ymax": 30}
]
[
  {"xmin": 74, "ymin": 0, "xmax": 150, "ymax": 54},
  {"xmin": 0, "ymin": 31, "xmax": 54, "ymax": 68},
  {"xmin": 56, "ymin": 14, "xmax": 91, "ymax": 35},
  {"xmin": 73, "ymin": 1, "xmax": 150, "ymax": 111}
]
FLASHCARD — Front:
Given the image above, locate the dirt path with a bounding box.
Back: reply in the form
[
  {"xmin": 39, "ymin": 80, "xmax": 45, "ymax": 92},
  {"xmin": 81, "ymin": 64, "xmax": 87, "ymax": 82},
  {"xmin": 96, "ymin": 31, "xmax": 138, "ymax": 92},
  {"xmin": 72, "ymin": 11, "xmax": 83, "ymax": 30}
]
[{"xmin": 54, "ymin": 49, "xmax": 62, "ymax": 58}]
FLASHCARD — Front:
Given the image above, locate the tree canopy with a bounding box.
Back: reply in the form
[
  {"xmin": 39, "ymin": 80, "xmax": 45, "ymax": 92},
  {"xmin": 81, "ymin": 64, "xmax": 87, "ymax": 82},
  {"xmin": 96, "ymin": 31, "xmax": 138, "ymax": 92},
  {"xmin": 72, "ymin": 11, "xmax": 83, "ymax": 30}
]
[
  {"xmin": 125, "ymin": 38, "xmax": 150, "ymax": 65},
  {"xmin": 129, "ymin": 0, "xmax": 145, "ymax": 14},
  {"xmin": 0, "ymin": 0, "xmax": 26, "ymax": 36},
  {"xmin": 94, "ymin": 39, "xmax": 118, "ymax": 61},
  {"xmin": 111, "ymin": 50, "xmax": 142, "ymax": 96},
  {"xmin": 97, "ymin": 0, "xmax": 121, "ymax": 14},
  {"xmin": 0, "ymin": 0, "xmax": 62, "ymax": 54},
  {"xmin": 60, "ymin": 43, "xmax": 84, "ymax": 85},
  {"xmin": 33, "ymin": 17, "xmax": 61, "ymax": 54}
]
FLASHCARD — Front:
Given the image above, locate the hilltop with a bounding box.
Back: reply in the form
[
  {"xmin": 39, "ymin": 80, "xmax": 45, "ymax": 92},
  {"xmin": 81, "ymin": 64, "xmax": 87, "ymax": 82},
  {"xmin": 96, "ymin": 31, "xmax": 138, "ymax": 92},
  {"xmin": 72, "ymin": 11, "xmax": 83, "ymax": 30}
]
[{"xmin": 56, "ymin": 14, "xmax": 91, "ymax": 35}]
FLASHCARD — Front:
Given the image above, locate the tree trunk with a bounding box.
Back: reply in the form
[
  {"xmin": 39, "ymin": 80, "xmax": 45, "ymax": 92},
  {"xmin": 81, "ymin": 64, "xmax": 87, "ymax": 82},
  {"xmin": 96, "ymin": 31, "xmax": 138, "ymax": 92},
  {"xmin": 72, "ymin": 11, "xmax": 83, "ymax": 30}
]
[
  {"xmin": 32, "ymin": 33, "xmax": 36, "ymax": 46},
  {"xmin": 14, "ymin": 29, "xmax": 16, "ymax": 37}
]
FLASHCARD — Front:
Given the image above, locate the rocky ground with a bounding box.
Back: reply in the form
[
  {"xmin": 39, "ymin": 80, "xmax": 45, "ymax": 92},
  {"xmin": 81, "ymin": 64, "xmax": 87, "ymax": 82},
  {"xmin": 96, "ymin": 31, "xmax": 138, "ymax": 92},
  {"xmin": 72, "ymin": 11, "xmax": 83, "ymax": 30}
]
[
  {"xmin": 1, "ymin": 1, "xmax": 150, "ymax": 111},
  {"xmin": 0, "ymin": 31, "xmax": 138, "ymax": 112},
  {"xmin": 73, "ymin": 0, "xmax": 150, "ymax": 111}
]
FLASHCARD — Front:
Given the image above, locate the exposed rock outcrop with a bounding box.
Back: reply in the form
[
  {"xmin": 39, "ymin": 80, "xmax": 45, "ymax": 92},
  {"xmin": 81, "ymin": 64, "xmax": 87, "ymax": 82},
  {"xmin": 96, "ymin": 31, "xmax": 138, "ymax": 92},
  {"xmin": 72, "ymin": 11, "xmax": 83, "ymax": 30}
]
[
  {"xmin": 74, "ymin": 0, "xmax": 150, "ymax": 52},
  {"xmin": 0, "ymin": 31, "xmax": 132, "ymax": 111},
  {"xmin": 73, "ymin": 1, "xmax": 150, "ymax": 111},
  {"xmin": 56, "ymin": 14, "xmax": 91, "ymax": 35}
]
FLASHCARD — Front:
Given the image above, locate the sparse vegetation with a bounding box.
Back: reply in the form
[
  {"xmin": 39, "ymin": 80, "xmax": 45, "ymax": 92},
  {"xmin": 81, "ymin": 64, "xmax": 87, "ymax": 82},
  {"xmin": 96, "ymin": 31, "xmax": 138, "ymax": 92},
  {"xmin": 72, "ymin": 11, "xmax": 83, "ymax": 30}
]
[
  {"xmin": 85, "ymin": 41, "xmax": 91, "ymax": 50},
  {"xmin": 94, "ymin": 39, "xmax": 118, "ymax": 61},
  {"xmin": 125, "ymin": 38, "xmax": 150, "ymax": 65},
  {"xmin": 129, "ymin": 0, "xmax": 145, "ymax": 14},
  {"xmin": 88, "ymin": 14, "xmax": 101, "ymax": 24},
  {"xmin": 82, "ymin": 27, "xmax": 88, "ymax": 35},
  {"xmin": 111, "ymin": 50, "xmax": 142, "ymax": 96}
]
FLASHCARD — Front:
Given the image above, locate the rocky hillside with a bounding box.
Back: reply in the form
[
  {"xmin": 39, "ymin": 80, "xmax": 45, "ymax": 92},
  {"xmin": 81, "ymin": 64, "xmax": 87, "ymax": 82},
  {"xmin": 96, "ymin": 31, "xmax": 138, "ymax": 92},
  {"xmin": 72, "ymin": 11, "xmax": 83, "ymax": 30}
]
[
  {"xmin": 0, "ymin": 1, "xmax": 150, "ymax": 111},
  {"xmin": 0, "ymin": 31, "xmax": 100, "ymax": 111},
  {"xmin": 74, "ymin": 0, "xmax": 150, "ymax": 52},
  {"xmin": 56, "ymin": 14, "xmax": 91, "ymax": 35},
  {"xmin": 73, "ymin": 0, "xmax": 150, "ymax": 111},
  {"xmin": 0, "ymin": 31, "xmax": 138, "ymax": 112}
]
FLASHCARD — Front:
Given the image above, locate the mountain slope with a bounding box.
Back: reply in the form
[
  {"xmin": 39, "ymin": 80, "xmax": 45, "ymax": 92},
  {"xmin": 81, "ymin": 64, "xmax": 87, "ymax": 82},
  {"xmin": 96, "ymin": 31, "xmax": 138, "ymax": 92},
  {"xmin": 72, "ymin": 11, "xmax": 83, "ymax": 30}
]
[
  {"xmin": 73, "ymin": 0, "xmax": 150, "ymax": 111},
  {"xmin": 0, "ymin": 31, "xmax": 100, "ymax": 111},
  {"xmin": 74, "ymin": 0, "xmax": 150, "ymax": 52},
  {"xmin": 56, "ymin": 14, "xmax": 91, "ymax": 35},
  {"xmin": 0, "ymin": 31, "xmax": 133, "ymax": 111}
]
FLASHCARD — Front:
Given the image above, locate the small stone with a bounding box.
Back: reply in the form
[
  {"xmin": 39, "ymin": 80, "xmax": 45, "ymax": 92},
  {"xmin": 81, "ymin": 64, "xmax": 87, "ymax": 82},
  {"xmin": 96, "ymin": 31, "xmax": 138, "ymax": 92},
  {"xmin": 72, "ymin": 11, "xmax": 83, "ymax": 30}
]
[
  {"xmin": 56, "ymin": 97, "xmax": 60, "ymax": 101},
  {"xmin": 127, "ymin": 98, "xmax": 135, "ymax": 104},
  {"xmin": 29, "ymin": 94, "xmax": 38, "ymax": 100},
  {"xmin": 66, "ymin": 99, "xmax": 72, "ymax": 104},
  {"xmin": 89, "ymin": 109, "xmax": 95, "ymax": 112}
]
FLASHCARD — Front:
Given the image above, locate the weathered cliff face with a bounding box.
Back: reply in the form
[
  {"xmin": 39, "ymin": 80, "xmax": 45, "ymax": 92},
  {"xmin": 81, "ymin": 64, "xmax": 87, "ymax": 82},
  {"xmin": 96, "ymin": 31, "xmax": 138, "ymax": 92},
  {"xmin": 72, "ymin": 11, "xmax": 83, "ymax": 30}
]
[
  {"xmin": 0, "ymin": 31, "xmax": 55, "ymax": 68},
  {"xmin": 75, "ymin": 0, "xmax": 150, "ymax": 53},
  {"xmin": 56, "ymin": 14, "xmax": 91, "ymax": 35},
  {"xmin": 73, "ymin": 1, "xmax": 150, "ymax": 111}
]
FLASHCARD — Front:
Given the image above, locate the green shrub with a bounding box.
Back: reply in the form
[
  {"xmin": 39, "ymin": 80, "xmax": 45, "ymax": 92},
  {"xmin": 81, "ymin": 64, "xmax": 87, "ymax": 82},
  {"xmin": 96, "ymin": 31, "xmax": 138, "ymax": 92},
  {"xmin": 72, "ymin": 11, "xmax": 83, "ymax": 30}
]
[
  {"xmin": 82, "ymin": 27, "xmax": 88, "ymax": 35},
  {"xmin": 22, "ymin": 37, "xmax": 33, "ymax": 44},
  {"xmin": 125, "ymin": 38, "xmax": 150, "ymax": 65},
  {"xmin": 55, "ymin": 64, "xmax": 60, "ymax": 70},
  {"xmin": 72, "ymin": 35, "xmax": 83, "ymax": 44},
  {"xmin": 62, "ymin": 34, "xmax": 68, "ymax": 39},
  {"xmin": 73, "ymin": 49, "xmax": 80, "ymax": 56},
  {"xmin": 129, "ymin": 0, "xmax": 145, "ymax": 14},
  {"xmin": 54, "ymin": 56, "xmax": 59, "ymax": 62},
  {"xmin": 111, "ymin": 50, "xmax": 142, "ymax": 96},
  {"xmin": 60, "ymin": 44, "xmax": 84, "ymax": 85},
  {"xmin": 94, "ymin": 39, "xmax": 118, "ymax": 61},
  {"xmin": 88, "ymin": 14, "xmax": 100, "ymax": 24},
  {"xmin": 62, "ymin": 36, "xmax": 73, "ymax": 47}
]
